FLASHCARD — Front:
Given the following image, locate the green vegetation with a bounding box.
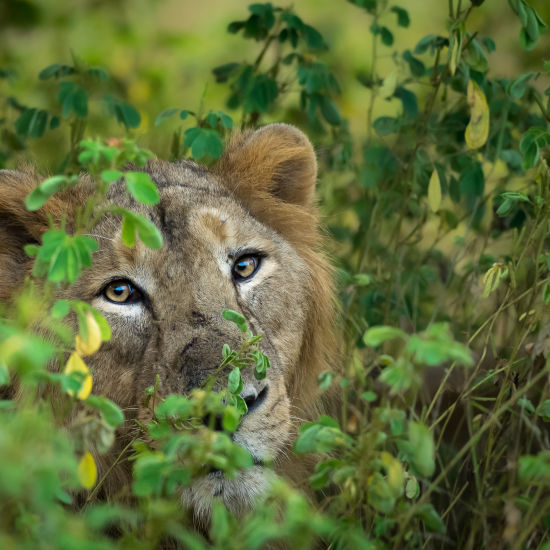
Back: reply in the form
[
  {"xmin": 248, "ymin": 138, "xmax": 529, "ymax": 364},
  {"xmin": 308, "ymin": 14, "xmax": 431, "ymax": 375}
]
[{"xmin": 2, "ymin": 0, "xmax": 550, "ymax": 548}]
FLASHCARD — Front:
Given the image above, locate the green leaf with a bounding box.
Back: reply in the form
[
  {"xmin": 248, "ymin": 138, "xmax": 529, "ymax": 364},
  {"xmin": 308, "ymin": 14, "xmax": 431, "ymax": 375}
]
[
  {"xmin": 39, "ymin": 63, "xmax": 75, "ymax": 80},
  {"xmin": 52, "ymin": 299, "xmax": 70, "ymax": 319},
  {"xmin": 379, "ymin": 359, "xmax": 415, "ymax": 394},
  {"xmin": 222, "ymin": 406, "xmax": 241, "ymax": 432},
  {"xmin": 235, "ymin": 395, "xmax": 248, "ymax": 417},
  {"xmin": 361, "ymin": 391, "xmax": 377, "ymax": 402},
  {"xmin": 320, "ymin": 96, "xmax": 341, "ymax": 125},
  {"xmin": 115, "ymin": 208, "xmax": 163, "ymax": 249},
  {"xmin": 125, "ymin": 171, "xmax": 160, "ymax": 205},
  {"xmin": 24, "ymin": 244, "xmax": 39, "ymax": 258},
  {"xmin": 73, "ymin": 85, "xmax": 88, "ymax": 118},
  {"xmin": 373, "ymin": 116, "xmax": 400, "ymax": 137},
  {"xmin": 101, "ymin": 170, "xmax": 123, "ymax": 183},
  {"xmin": 25, "ymin": 175, "xmax": 72, "ymax": 210},
  {"xmin": 212, "ymin": 62, "xmax": 240, "ymax": 83},
  {"xmin": 86, "ymin": 395, "xmax": 125, "ymax": 428},
  {"xmin": 394, "ymin": 87, "xmax": 418, "ymax": 118},
  {"xmin": 537, "ymin": 400, "xmax": 550, "ymax": 422},
  {"xmin": 464, "ymin": 38, "xmax": 488, "ymax": 72},
  {"xmin": 302, "ymin": 24, "xmax": 327, "ymax": 50},
  {"xmin": 210, "ymin": 500, "xmax": 230, "ymax": 544},
  {"xmin": 184, "ymin": 127, "xmax": 224, "ymax": 159},
  {"xmin": 416, "ymin": 504, "xmax": 446, "ymax": 533},
  {"xmin": 155, "ymin": 395, "xmax": 193, "ymax": 419},
  {"xmin": 318, "ymin": 371, "xmax": 333, "ymax": 391},
  {"xmin": 518, "ymin": 396, "xmax": 535, "ymax": 415},
  {"xmin": 0, "ymin": 362, "xmax": 10, "ymax": 385},
  {"xmin": 154, "ymin": 108, "xmax": 179, "ymax": 126},
  {"xmin": 507, "ymin": 71, "xmax": 534, "ymax": 99},
  {"xmin": 380, "ymin": 27, "xmax": 394, "ymax": 46},
  {"xmin": 222, "ymin": 309, "xmax": 247, "ymax": 332},
  {"xmin": 29, "ymin": 109, "xmax": 48, "ymax": 137},
  {"xmin": 228, "ymin": 367, "xmax": 243, "ymax": 395},
  {"xmin": 405, "ymin": 477, "xmax": 420, "ymax": 499},
  {"xmin": 408, "ymin": 422, "xmax": 435, "ymax": 477},
  {"xmin": 134, "ymin": 214, "xmax": 163, "ymax": 249},
  {"xmin": 253, "ymin": 351, "xmax": 269, "ymax": 380},
  {"xmin": 295, "ymin": 420, "xmax": 349, "ymax": 454},
  {"xmin": 217, "ymin": 111, "xmax": 233, "ymax": 129},
  {"xmin": 121, "ymin": 215, "xmax": 136, "ymax": 247},
  {"xmin": 114, "ymin": 102, "xmax": 141, "ymax": 129},
  {"xmin": 87, "ymin": 67, "xmax": 109, "ymax": 81},
  {"xmin": 363, "ymin": 326, "xmax": 406, "ymax": 346},
  {"xmin": 518, "ymin": 452, "xmax": 550, "ymax": 482},
  {"xmin": 25, "ymin": 187, "xmax": 50, "ymax": 211},
  {"xmin": 391, "ymin": 6, "xmax": 410, "ymax": 27}
]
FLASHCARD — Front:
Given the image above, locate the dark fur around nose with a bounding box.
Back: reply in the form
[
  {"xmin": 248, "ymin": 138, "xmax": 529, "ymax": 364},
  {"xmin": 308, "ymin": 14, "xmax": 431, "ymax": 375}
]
[
  {"xmin": 202, "ymin": 386, "xmax": 268, "ymax": 431},
  {"xmin": 177, "ymin": 327, "xmax": 247, "ymax": 392}
]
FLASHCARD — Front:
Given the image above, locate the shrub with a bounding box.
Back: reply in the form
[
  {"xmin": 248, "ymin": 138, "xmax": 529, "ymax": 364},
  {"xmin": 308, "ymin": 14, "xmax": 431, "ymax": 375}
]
[{"xmin": 1, "ymin": 1, "xmax": 550, "ymax": 548}]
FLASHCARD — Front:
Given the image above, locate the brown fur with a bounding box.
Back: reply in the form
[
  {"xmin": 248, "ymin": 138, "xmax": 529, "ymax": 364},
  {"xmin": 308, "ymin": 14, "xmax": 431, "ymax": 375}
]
[{"xmin": 0, "ymin": 124, "xmax": 339, "ymax": 523}]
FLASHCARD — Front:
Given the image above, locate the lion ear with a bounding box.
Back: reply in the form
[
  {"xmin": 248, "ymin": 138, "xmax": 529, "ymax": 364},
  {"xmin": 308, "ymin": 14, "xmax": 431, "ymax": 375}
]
[
  {"xmin": 0, "ymin": 169, "xmax": 52, "ymax": 300},
  {"xmin": 215, "ymin": 123, "xmax": 318, "ymax": 210}
]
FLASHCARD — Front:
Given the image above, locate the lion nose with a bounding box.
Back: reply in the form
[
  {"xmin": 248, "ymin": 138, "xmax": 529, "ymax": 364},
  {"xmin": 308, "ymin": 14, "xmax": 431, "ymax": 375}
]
[{"xmin": 242, "ymin": 385, "xmax": 268, "ymax": 414}]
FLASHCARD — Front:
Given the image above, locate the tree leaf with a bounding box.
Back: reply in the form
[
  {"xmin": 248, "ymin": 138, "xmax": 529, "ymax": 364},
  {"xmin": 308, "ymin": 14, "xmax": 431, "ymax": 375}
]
[
  {"xmin": 363, "ymin": 326, "xmax": 407, "ymax": 346},
  {"xmin": 465, "ymin": 80, "xmax": 490, "ymax": 149},
  {"xmin": 78, "ymin": 452, "xmax": 97, "ymax": 489},
  {"xmin": 391, "ymin": 6, "xmax": 410, "ymax": 27},
  {"xmin": 222, "ymin": 309, "xmax": 247, "ymax": 332},
  {"xmin": 154, "ymin": 108, "xmax": 179, "ymax": 126},
  {"xmin": 125, "ymin": 171, "xmax": 160, "ymax": 205},
  {"xmin": 86, "ymin": 395, "xmax": 125, "ymax": 428},
  {"xmin": 75, "ymin": 311, "xmax": 102, "ymax": 356},
  {"xmin": 227, "ymin": 367, "xmax": 243, "ymax": 395},
  {"xmin": 64, "ymin": 352, "xmax": 93, "ymax": 400},
  {"xmin": 51, "ymin": 299, "xmax": 70, "ymax": 319},
  {"xmin": 428, "ymin": 168, "xmax": 442, "ymax": 213},
  {"xmin": 408, "ymin": 422, "xmax": 435, "ymax": 477}
]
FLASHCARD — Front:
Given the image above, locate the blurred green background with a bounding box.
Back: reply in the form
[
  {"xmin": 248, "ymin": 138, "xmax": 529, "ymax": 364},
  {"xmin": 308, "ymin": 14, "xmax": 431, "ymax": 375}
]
[{"xmin": 1, "ymin": 0, "xmax": 549, "ymax": 169}]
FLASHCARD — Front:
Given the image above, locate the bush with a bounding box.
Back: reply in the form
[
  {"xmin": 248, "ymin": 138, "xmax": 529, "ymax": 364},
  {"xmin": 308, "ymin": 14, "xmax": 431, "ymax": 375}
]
[{"xmin": 1, "ymin": 0, "xmax": 550, "ymax": 548}]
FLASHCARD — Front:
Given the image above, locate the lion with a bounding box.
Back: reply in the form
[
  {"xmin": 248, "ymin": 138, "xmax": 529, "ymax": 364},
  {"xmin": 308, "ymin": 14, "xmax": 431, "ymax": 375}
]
[{"xmin": 0, "ymin": 123, "xmax": 338, "ymax": 524}]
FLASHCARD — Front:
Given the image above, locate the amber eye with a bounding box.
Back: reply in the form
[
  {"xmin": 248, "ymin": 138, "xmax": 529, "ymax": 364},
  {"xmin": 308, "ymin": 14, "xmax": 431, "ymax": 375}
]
[
  {"xmin": 232, "ymin": 255, "xmax": 261, "ymax": 281},
  {"xmin": 103, "ymin": 280, "xmax": 142, "ymax": 304}
]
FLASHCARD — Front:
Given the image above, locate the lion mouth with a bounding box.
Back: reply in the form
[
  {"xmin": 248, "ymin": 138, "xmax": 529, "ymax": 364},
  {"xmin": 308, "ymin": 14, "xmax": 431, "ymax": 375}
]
[{"xmin": 207, "ymin": 456, "xmax": 264, "ymax": 477}]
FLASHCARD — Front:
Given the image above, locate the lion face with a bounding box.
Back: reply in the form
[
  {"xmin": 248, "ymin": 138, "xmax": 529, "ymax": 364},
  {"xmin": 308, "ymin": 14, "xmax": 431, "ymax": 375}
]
[{"xmin": 0, "ymin": 124, "xmax": 336, "ymax": 521}]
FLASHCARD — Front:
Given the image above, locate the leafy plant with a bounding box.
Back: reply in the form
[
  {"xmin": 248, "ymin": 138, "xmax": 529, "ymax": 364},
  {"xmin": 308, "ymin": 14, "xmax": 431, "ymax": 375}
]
[{"xmin": 2, "ymin": 0, "xmax": 550, "ymax": 548}]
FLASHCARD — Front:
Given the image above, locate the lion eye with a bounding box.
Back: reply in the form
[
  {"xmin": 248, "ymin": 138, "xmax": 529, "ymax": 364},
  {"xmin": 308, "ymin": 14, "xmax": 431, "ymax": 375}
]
[
  {"xmin": 103, "ymin": 280, "xmax": 142, "ymax": 304},
  {"xmin": 232, "ymin": 255, "xmax": 261, "ymax": 281}
]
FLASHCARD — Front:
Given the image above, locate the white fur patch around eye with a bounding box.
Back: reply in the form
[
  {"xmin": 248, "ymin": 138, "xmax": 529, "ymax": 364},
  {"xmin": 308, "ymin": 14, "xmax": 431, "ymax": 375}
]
[
  {"xmin": 91, "ymin": 297, "xmax": 144, "ymax": 317},
  {"xmin": 235, "ymin": 257, "xmax": 276, "ymax": 297}
]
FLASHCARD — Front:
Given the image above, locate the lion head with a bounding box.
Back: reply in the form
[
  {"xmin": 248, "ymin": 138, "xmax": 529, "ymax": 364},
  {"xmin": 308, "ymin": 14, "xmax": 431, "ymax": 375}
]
[{"xmin": 0, "ymin": 124, "xmax": 337, "ymax": 521}]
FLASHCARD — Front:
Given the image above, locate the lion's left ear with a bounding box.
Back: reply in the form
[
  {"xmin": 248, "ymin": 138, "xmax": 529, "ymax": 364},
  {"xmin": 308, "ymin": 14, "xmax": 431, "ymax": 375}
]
[{"xmin": 215, "ymin": 123, "xmax": 318, "ymax": 211}]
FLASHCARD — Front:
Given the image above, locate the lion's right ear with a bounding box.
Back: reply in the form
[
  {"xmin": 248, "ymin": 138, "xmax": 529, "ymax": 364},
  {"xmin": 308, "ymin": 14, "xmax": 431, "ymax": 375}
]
[
  {"xmin": 214, "ymin": 124, "xmax": 320, "ymax": 248},
  {"xmin": 0, "ymin": 169, "xmax": 51, "ymax": 300}
]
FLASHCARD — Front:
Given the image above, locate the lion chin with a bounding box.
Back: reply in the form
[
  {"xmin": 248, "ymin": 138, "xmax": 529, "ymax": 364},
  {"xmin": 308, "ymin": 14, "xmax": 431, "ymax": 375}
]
[{"xmin": 182, "ymin": 466, "xmax": 275, "ymax": 526}]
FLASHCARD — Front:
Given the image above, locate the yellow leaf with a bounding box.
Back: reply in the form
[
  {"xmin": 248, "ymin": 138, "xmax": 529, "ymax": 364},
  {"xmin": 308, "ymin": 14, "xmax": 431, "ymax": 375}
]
[
  {"xmin": 64, "ymin": 352, "xmax": 93, "ymax": 400},
  {"xmin": 381, "ymin": 451, "xmax": 404, "ymax": 498},
  {"xmin": 78, "ymin": 452, "xmax": 97, "ymax": 489},
  {"xmin": 428, "ymin": 169, "xmax": 442, "ymax": 213},
  {"xmin": 465, "ymin": 80, "xmax": 489, "ymax": 149},
  {"xmin": 379, "ymin": 71, "xmax": 398, "ymax": 100},
  {"xmin": 75, "ymin": 312, "xmax": 102, "ymax": 356},
  {"xmin": 448, "ymin": 28, "xmax": 463, "ymax": 77}
]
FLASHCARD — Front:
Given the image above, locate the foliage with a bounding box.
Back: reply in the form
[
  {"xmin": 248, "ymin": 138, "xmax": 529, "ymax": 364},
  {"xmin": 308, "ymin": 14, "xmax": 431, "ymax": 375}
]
[{"xmin": 2, "ymin": 0, "xmax": 550, "ymax": 548}]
